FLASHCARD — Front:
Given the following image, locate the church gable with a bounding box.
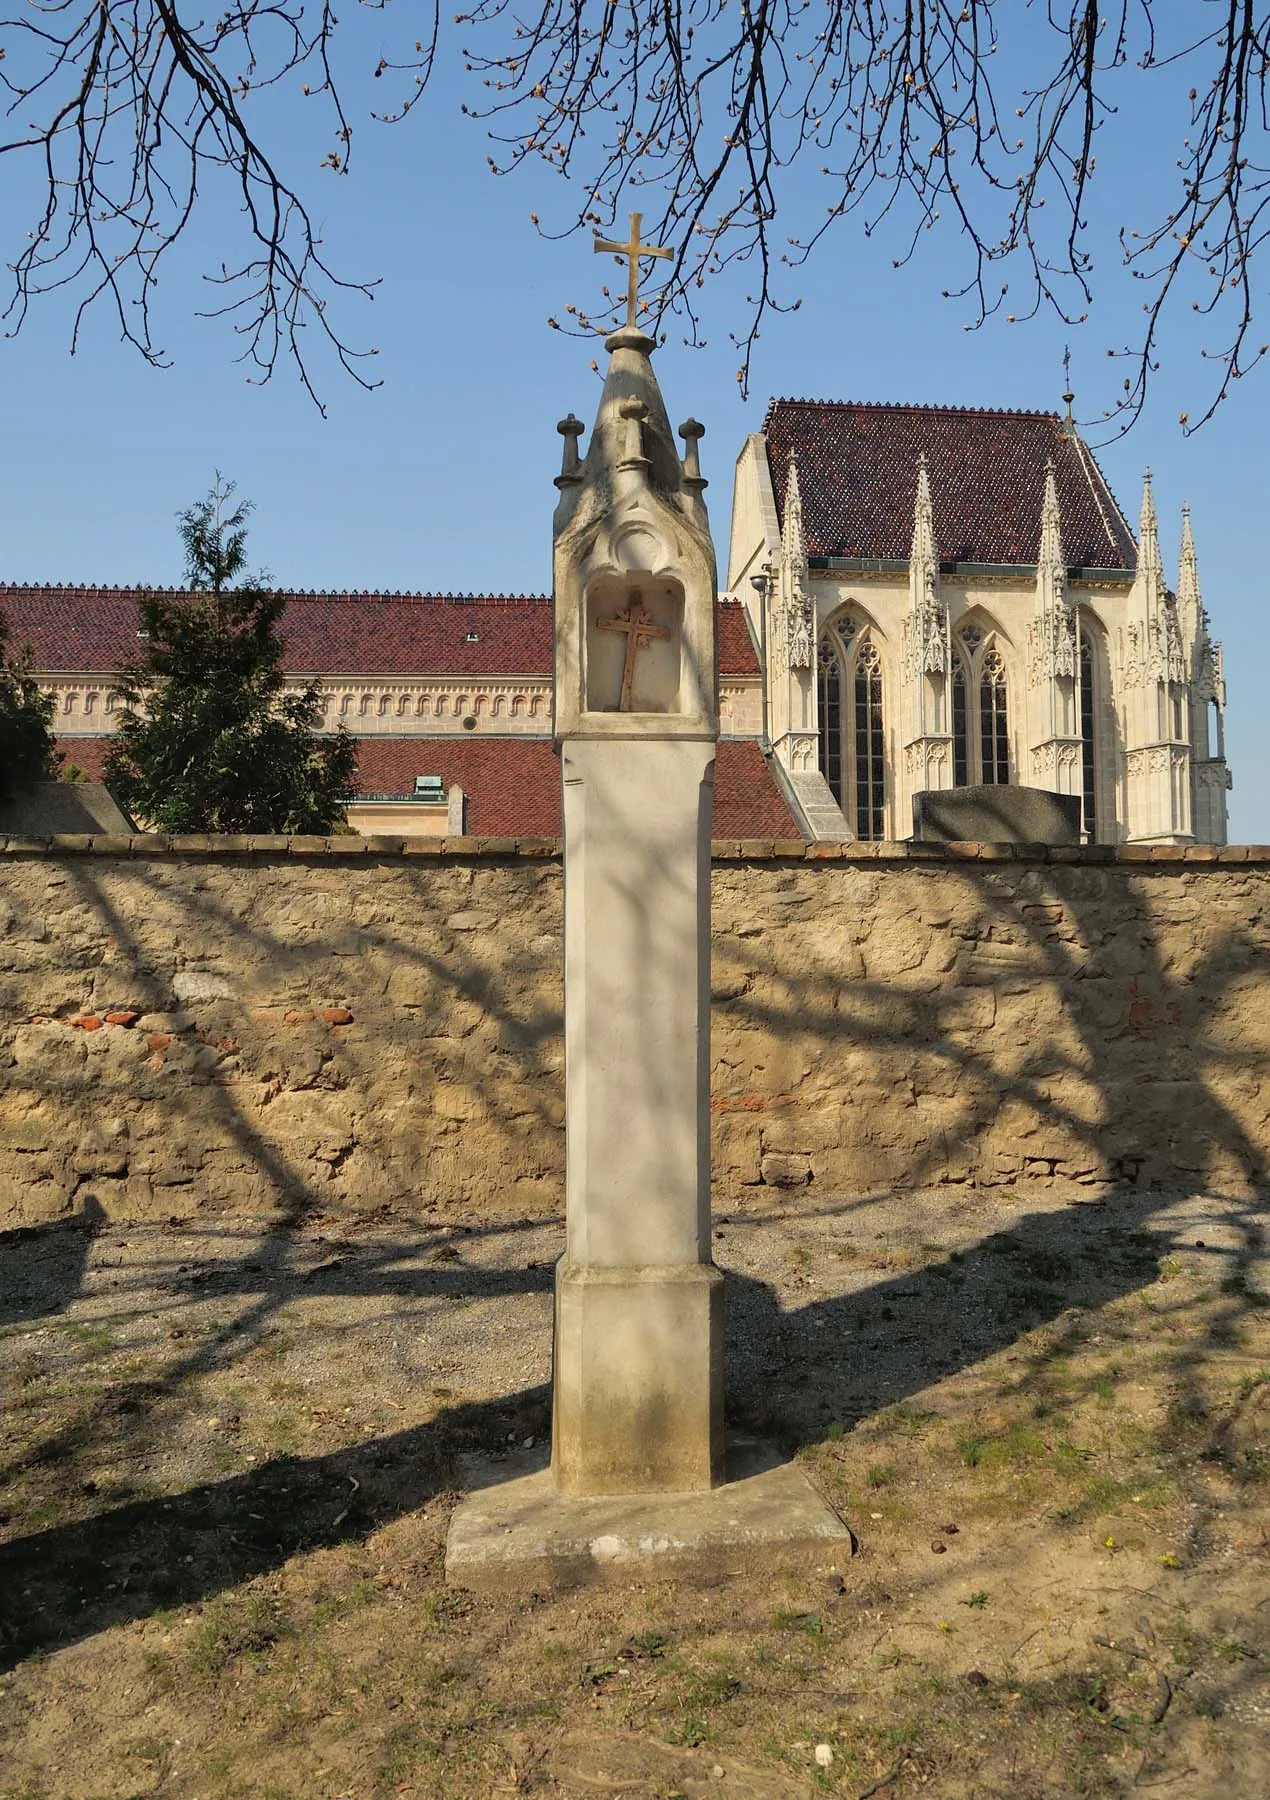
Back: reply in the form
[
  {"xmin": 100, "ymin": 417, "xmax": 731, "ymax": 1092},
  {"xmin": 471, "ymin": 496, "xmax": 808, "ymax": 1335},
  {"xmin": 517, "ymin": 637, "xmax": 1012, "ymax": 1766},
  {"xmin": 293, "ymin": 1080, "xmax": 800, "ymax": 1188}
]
[{"xmin": 762, "ymin": 399, "xmax": 1136, "ymax": 570}]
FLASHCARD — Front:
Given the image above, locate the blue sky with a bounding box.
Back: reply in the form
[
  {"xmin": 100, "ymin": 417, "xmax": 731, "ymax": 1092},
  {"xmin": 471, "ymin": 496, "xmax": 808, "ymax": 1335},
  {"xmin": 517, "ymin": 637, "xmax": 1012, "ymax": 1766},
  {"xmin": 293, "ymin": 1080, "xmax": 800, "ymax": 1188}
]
[{"xmin": 0, "ymin": 11, "xmax": 1263, "ymax": 837}]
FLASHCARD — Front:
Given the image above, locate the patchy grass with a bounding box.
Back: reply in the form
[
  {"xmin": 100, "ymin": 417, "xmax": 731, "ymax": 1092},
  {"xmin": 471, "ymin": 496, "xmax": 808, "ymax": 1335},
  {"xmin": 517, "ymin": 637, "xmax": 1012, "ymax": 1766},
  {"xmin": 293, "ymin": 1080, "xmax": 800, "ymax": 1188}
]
[{"xmin": 0, "ymin": 1193, "xmax": 1266, "ymax": 1798}]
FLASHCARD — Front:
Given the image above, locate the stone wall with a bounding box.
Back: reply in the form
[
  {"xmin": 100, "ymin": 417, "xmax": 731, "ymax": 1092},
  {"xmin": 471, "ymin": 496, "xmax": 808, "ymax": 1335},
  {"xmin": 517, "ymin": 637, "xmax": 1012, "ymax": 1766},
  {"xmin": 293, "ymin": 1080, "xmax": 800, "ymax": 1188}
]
[{"xmin": 2, "ymin": 835, "xmax": 1267, "ymax": 1226}]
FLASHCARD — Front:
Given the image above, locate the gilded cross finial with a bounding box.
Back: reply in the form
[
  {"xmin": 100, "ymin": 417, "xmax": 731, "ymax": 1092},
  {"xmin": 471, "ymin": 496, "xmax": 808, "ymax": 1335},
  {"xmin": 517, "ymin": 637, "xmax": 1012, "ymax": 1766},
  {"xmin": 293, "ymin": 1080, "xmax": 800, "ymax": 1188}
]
[{"xmin": 593, "ymin": 212, "xmax": 672, "ymax": 330}]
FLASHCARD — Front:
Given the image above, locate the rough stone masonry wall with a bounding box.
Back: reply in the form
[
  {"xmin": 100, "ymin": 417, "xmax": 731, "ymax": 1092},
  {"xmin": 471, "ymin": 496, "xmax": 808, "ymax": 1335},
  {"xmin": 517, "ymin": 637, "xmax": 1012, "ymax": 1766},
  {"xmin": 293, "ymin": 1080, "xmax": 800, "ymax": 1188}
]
[{"xmin": 1, "ymin": 835, "xmax": 1267, "ymax": 1227}]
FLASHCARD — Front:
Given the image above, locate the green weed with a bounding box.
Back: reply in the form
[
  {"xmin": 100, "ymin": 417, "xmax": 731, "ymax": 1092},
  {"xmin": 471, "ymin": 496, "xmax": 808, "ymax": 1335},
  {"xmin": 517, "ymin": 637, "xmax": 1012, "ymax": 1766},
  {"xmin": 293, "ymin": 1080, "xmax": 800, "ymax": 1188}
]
[{"xmin": 772, "ymin": 1609, "xmax": 825, "ymax": 1636}]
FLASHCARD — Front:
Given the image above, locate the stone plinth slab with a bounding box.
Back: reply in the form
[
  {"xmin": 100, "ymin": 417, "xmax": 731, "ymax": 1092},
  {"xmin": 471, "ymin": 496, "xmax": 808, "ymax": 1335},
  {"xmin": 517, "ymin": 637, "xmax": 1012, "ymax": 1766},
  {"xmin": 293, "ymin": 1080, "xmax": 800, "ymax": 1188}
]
[
  {"xmin": 913, "ymin": 783, "xmax": 1082, "ymax": 845},
  {"xmin": 445, "ymin": 1439, "xmax": 853, "ymax": 1591}
]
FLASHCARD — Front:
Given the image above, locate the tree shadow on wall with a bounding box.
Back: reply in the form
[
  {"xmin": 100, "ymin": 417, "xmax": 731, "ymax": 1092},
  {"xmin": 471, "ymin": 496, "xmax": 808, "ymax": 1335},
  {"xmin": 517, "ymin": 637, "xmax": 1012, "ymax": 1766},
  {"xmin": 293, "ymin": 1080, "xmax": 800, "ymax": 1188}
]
[
  {"xmin": 713, "ymin": 849, "xmax": 1267, "ymax": 1211},
  {"xmin": 0, "ymin": 847, "xmax": 566, "ymax": 1329},
  {"xmin": 0, "ymin": 844, "xmax": 1266, "ymax": 1672}
]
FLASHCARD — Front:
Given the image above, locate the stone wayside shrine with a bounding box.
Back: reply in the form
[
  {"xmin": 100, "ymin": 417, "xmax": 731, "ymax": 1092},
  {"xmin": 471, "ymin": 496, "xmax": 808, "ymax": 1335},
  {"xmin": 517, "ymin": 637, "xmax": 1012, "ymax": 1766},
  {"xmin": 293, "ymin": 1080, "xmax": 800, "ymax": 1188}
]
[{"xmin": 446, "ymin": 220, "xmax": 851, "ymax": 1584}]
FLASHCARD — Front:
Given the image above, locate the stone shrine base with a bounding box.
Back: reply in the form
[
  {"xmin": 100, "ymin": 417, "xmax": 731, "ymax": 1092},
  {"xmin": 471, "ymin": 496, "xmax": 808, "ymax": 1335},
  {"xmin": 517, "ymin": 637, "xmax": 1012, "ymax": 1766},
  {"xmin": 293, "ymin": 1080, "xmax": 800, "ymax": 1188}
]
[{"xmin": 444, "ymin": 1439, "xmax": 854, "ymax": 1591}]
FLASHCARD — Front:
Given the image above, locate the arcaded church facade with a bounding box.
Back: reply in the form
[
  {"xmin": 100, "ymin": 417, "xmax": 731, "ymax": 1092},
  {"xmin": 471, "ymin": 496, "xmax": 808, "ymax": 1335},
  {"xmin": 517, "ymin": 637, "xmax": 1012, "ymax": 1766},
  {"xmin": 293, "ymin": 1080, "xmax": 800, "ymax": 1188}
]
[
  {"xmin": 6, "ymin": 396, "xmax": 1231, "ymax": 843},
  {"xmin": 726, "ymin": 400, "xmax": 1230, "ymax": 844}
]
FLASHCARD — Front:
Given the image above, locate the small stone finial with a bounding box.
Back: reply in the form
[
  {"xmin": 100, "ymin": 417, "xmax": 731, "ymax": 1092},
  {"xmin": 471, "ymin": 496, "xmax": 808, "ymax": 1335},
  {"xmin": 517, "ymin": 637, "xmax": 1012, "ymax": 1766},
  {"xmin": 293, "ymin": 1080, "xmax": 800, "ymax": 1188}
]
[
  {"xmin": 678, "ymin": 418, "xmax": 706, "ymax": 489},
  {"xmin": 555, "ymin": 413, "xmax": 585, "ymax": 489},
  {"xmin": 617, "ymin": 395, "xmax": 650, "ymax": 468},
  {"xmin": 1139, "ymin": 468, "xmax": 1158, "ymax": 532}
]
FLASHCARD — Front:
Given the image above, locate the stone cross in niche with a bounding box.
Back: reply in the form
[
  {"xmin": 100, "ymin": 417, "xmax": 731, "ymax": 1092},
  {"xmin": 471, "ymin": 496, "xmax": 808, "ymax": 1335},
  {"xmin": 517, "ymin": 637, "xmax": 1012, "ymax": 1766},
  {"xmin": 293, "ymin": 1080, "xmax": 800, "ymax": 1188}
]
[{"xmin": 597, "ymin": 597, "xmax": 671, "ymax": 711}]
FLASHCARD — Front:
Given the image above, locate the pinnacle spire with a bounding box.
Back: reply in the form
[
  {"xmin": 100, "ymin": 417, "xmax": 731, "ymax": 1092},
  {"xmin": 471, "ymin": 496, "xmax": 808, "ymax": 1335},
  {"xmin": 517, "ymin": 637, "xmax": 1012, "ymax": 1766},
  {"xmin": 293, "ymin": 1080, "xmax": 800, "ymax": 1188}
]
[
  {"xmin": 1178, "ymin": 503, "xmax": 1201, "ymax": 612},
  {"xmin": 910, "ymin": 453, "xmax": 937, "ymax": 582},
  {"xmin": 1038, "ymin": 458, "xmax": 1065, "ymax": 578},
  {"xmin": 781, "ymin": 450, "xmax": 805, "ymax": 567},
  {"xmin": 1137, "ymin": 469, "xmax": 1164, "ymax": 588}
]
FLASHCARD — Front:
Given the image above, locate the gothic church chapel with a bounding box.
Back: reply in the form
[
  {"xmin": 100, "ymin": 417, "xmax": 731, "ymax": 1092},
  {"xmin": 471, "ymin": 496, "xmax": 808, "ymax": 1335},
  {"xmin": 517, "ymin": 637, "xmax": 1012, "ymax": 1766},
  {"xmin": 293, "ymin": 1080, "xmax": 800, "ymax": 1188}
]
[{"xmin": 727, "ymin": 400, "xmax": 1230, "ymax": 845}]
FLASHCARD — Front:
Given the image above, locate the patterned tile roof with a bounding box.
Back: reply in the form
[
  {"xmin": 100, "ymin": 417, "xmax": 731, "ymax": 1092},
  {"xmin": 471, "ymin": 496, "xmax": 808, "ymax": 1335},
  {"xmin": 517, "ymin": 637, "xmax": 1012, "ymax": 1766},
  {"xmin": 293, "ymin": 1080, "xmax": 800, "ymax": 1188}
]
[
  {"xmin": 55, "ymin": 735, "xmax": 800, "ymax": 839},
  {"xmin": 762, "ymin": 399, "xmax": 1137, "ymax": 569},
  {"xmin": 3, "ymin": 589, "xmax": 759, "ymax": 679}
]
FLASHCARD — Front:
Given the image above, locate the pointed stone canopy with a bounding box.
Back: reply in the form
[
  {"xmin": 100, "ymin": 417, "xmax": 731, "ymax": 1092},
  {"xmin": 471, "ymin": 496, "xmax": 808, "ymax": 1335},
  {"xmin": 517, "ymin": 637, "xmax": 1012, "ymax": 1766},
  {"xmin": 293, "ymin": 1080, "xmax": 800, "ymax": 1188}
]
[
  {"xmin": 553, "ymin": 318, "xmax": 717, "ymax": 739},
  {"xmin": 554, "ymin": 326, "xmax": 689, "ymax": 542}
]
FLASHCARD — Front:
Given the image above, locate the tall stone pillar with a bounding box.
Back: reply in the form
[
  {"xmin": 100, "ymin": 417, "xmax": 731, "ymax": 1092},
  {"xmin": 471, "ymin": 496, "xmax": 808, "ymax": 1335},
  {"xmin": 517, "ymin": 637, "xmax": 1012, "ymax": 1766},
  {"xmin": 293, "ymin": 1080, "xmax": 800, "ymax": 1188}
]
[{"xmin": 551, "ymin": 320, "xmax": 723, "ymax": 1495}]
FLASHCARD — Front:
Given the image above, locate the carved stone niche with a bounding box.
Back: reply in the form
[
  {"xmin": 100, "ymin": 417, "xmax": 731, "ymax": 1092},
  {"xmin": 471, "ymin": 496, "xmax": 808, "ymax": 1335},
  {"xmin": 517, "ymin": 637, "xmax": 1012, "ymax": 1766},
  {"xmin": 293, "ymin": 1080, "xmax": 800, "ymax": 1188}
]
[{"xmin": 584, "ymin": 572, "xmax": 685, "ymax": 715}]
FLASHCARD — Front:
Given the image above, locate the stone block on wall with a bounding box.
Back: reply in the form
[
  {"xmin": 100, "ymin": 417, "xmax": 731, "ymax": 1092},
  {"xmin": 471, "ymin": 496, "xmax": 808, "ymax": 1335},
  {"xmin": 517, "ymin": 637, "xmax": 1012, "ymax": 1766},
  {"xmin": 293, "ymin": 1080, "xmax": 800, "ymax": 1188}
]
[{"xmin": 913, "ymin": 785, "xmax": 1082, "ymax": 845}]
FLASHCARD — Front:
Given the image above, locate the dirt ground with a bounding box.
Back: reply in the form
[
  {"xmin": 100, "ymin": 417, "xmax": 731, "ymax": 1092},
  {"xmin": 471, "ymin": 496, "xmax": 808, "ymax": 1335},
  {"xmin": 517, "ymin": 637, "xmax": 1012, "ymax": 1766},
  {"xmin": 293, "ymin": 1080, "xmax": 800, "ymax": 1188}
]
[{"xmin": 0, "ymin": 1179, "xmax": 1267, "ymax": 1800}]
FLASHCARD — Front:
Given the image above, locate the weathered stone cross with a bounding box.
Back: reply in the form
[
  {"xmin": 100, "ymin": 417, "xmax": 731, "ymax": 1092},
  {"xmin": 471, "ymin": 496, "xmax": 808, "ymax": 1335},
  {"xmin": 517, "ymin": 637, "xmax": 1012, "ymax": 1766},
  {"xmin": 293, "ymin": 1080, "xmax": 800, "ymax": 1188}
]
[
  {"xmin": 593, "ymin": 212, "xmax": 672, "ymax": 329},
  {"xmin": 597, "ymin": 598, "xmax": 671, "ymax": 711}
]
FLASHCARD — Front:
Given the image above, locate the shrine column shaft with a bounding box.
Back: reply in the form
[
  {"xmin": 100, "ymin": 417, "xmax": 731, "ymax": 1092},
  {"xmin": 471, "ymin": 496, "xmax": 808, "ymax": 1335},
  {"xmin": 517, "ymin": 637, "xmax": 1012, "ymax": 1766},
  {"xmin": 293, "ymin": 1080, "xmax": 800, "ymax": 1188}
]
[{"xmin": 551, "ymin": 319, "xmax": 724, "ymax": 1496}]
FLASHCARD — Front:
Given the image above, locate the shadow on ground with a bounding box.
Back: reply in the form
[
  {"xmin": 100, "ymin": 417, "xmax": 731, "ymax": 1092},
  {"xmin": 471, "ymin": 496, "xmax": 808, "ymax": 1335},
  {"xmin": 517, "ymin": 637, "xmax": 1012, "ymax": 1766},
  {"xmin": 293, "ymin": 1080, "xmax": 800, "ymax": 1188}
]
[{"xmin": 3, "ymin": 1177, "xmax": 1263, "ymax": 1672}]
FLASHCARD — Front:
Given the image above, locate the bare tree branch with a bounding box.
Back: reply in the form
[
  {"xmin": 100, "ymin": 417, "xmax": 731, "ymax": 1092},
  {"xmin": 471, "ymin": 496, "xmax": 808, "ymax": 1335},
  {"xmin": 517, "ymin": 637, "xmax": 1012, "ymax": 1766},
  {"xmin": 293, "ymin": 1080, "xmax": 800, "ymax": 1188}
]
[{"xmin": 0, "ymin": 3, "xmax": 1266, "ymax": 431}]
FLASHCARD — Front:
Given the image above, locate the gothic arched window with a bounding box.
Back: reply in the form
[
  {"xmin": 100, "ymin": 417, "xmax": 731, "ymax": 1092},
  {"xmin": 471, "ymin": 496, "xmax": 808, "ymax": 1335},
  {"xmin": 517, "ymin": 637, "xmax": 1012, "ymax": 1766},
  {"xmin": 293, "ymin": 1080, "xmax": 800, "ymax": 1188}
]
[
  {"xmin": 952, "ymin": 657, "xmax": 968, "ymax": 788},
  {"xmin": 817, "ymin": 630, "xmax": 843, "ymax": 804},
  {"xmin": 980, "ymin": 648, "xmax": 1010, "ymax": 785},
  {"xmin": 854, "ymin": 639, "xmax": 886, "ymax": 840},
  {"xmin": 1078, "ymin": 617, "xmax": 1100, "ymax": 841},
  {"xmin": 818, "ymin": 617, "xmax": 887, "ymax": 840},
  {"xmin": 951, "ymin": 624, "xmax": 1011, "ymax": 787}
]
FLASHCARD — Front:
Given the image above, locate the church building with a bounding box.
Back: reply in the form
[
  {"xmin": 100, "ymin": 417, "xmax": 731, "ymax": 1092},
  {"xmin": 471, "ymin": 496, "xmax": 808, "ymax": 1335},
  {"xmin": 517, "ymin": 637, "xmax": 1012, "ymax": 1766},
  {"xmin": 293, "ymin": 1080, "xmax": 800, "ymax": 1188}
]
[
  {"xmin": 727, "ymin": 399, "xmax": 1230, "ymax": 844},
  {"xmin": 2, "ymin": 396, "xmax": 1230, "ymax": 844}
]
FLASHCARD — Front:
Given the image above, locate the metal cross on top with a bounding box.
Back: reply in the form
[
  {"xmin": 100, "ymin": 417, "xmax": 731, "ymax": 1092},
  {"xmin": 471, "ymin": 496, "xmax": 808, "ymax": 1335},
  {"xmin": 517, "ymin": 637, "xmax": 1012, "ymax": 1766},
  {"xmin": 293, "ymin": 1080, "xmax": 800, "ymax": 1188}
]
[
  {"xmin": 597, "ymin": 596, "xmax": 671, "ymax": 711},
  {"xmin": 594, "ymin": 212, "xmax": 672, "ymax": 330}
]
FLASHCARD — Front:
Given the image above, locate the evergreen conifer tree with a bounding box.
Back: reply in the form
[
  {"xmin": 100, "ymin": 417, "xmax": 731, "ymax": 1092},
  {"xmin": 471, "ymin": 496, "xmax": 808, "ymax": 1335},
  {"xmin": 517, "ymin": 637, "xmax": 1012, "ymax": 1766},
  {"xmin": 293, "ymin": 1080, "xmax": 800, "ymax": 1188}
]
[
  {"xmin": 0, "ymin": 609, "xmax": 57, "ymax": 802},
  {"xmin": 105, "ymin": 479, "xmax": 357, "ymax": 832}
]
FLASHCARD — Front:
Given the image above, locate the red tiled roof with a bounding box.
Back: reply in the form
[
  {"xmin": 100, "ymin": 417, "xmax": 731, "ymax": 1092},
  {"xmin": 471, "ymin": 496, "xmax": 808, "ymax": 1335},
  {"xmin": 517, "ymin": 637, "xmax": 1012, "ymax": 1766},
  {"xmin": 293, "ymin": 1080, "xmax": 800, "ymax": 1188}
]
[
  {"xmin": 716, "ymin": 600, "xmax": 760, "ymax": 677},
  {"xmin": 5, "ymin": 590, "xmax": 759, "ymax": 680},
  {"xmin": 54, "ymin": 738, "xmax": 111, "ymax": 781},
  {"xmin": 356, "ymin": 737, "xmax": 562, "ymax": 835},
  {"xmin": 54, "ymin": 734, "xmax": 800, "ymax": 840},
  {"xmin": 713, "ymin": 739, "xmax": 800, "ymax": 838},
  {"xmin": 762, "ymin": 399, "xmax": 1137, "ymax": 569}
]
